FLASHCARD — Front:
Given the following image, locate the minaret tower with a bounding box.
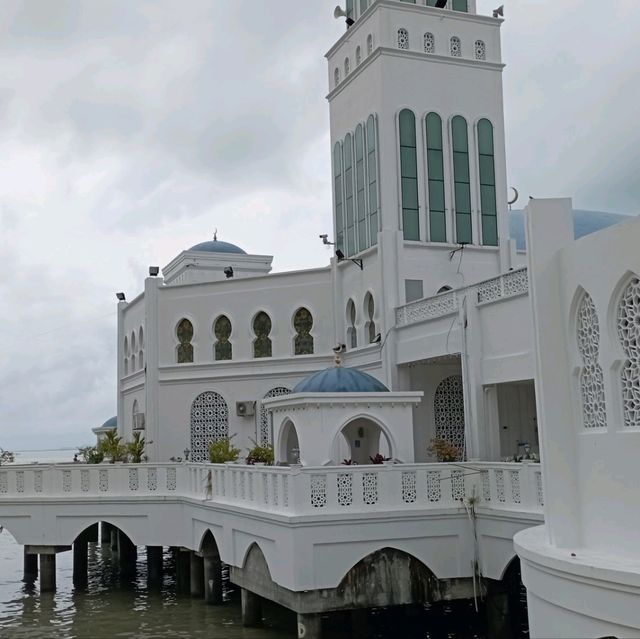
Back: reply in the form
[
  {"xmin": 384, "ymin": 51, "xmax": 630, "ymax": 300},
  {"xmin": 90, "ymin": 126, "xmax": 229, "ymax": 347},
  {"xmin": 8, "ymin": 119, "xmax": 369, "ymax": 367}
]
[{"xmin": 326, "ymin": 0, "xmax": 509, "ymax": 388}]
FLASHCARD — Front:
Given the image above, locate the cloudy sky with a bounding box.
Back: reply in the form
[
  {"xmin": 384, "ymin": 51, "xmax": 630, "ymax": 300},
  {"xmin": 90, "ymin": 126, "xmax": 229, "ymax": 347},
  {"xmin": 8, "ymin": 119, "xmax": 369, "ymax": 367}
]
[{"xmin": 1, "ymin": 1, "xmax": 638, "ymax": 451}]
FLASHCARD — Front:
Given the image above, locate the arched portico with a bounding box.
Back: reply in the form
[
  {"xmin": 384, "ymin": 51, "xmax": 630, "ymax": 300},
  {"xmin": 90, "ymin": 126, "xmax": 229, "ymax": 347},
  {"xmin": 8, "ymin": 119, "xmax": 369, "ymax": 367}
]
[
  {"xmin": 277, "ymin": 418, "xmax": 300, "ymax": 465},
  {"xmin": 334, "ymin": 415, "xmax": 393, "ymax": 464}
]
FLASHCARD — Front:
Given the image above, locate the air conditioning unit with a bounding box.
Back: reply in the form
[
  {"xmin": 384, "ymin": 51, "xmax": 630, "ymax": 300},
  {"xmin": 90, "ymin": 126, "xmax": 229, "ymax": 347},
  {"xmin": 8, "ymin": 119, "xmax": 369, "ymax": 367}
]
[{"xmin": 236, "ymin": 401, "xmax": 255, "ymax": 417}]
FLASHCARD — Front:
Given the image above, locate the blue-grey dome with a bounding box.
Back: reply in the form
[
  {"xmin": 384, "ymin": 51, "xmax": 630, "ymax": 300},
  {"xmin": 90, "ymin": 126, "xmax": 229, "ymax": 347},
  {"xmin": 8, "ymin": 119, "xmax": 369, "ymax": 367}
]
[
  {"xmin": 188, "ymin": 240, "xmax": 246, "ymax": 254},
  {"xmin": 293, "ymin": 366, "xmax": 389, "ymax": 393},
  {"xmin": 510, "ymin": 209, "xmax": 632, "ymax": 251},
  {"xmin": 100, "ymin": 416, "xmax": 117, "ymax": 428}
]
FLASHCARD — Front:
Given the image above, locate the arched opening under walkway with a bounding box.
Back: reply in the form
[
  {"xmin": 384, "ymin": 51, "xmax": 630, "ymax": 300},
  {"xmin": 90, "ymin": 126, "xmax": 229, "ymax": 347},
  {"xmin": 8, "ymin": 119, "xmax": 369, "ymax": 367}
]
[{"xmin": 335, "ymin": 417, "xmax": 392, "ymax": 464}]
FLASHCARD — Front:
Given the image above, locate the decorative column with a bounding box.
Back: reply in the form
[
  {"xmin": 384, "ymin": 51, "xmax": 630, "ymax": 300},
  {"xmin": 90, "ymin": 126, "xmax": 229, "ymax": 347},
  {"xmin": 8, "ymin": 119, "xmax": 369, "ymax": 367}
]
[{"xmin": 241, "ymin": 588, "xmax": 262, "ymax": 627}]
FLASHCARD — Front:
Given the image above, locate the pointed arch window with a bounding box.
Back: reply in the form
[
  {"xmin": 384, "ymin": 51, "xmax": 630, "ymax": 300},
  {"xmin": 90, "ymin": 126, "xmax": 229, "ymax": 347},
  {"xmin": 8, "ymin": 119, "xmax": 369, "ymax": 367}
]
[
  {"xmin": 365, "ymin": 293, "xmax": 376, "ymax": 343},
  {"xmin": 450, "ymin": 36, "xmax": 461, "ymax": 57},
  {"xmin": 424, "ymin": 32, "xmax": 435, "ymax": 54},
  {"xmin": 478, "ymin": 118, "xmax": 498, "ymax": 245},
  {"xmin": 131, "ymin": 353, "xmax": 136, "ymax": 371},
  {"xmin": 334, "ymin": 68, "xmax": 340, "ymax": 87},
  {"xmin": 616, "ymin": 277, "xmax": 640, "ymax": 428},
  {"xmin": 214, "ymin": 315, "xmax": 232, "ymax": 361},
  {"xmin": 397, "ymin": 28, "xmax": 409, "ymax": 50},
  {"xmin": 360, "ymin": 0, "xmax": 368, "ymax": 14},
  {"xmin": 355, "ymin": 124, "xmax": 367, "ymax": 252},
  {"xmin": 356, "ymin": 46, "xmax": 362, "ymax": 66},
  {"xmin": 177, "ymin": 318, "xmax": 194, "ymax": 363},
  {"xmin": 366, "ymin": 115, "xmax": 379, "ymax": 246},
  {"xmin": 451, "ymin": 116, "xmax": 472, "ymax": 244},
  {"xmin": 347, "ymin": 299, "xmax": 357, "ymax": 349},
  {"xmin": 294, "ymin": 308, "xmax": 314, "ymax": 355},
  {"xmin": 344, "ymin": 133, "xmax": 356, "ymax": 255},
  {"xmin": 253, "ymin": 312, "xmax": 272, "ymax": 358},
  {"xmin": 334, "ymin": 142, "xmax": 345, "ymax": 253},
  {"xmin": 344, "ymin": 57, "xmax": 350, "ymax": 76},
  {"xmin": 426, "ymin": 112, "xmax": 446, "ymax": 242},
  {"xmin": 367, "ymin": 34, "xmax": 373, "ymax": 56},
  {"xmin": 190, "ymin": 391, "xmax": 228, "ymax": 462},
  {"xmin": 399, "ymin": 109, "xmax": 419, "ymax": 240}
]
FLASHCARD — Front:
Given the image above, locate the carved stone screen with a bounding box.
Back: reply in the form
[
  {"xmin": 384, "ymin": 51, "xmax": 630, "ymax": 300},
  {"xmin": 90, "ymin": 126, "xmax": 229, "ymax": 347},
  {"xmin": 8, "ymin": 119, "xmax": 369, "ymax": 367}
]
[
  {"xmin": 190, "ymin": 391, "xmax": 229, "ymax": 462},
  {"xmin": 434, "ymin": 375, "xmax": 465, "ymax": 457},
  {"xmin": 259, "ymin": 387, "xmax": 291, "ymax": 445}
]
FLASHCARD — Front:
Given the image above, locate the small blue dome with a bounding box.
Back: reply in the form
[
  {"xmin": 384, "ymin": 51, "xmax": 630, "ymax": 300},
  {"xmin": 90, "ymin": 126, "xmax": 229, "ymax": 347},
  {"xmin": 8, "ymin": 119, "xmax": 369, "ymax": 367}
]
[
  {"xmin": 188, "ymin": 240, "xmax": 247, "ymax": 254},
  {"xmin": 293, "ymin": 366, "xmax": 389, "ymax": 393},
  {"xmin": 100, "ymin": 416, "xmax": 117, "ymax": 428}
]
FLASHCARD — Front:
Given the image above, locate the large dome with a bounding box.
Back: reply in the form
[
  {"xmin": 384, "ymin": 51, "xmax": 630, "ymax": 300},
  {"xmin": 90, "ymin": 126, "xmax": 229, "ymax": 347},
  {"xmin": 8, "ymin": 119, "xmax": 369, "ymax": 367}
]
[
  {"xmin": 188, "ymin": 239, "xmax": 247, "ymax": 254},
  {"xmin": 293, "ymin": 366, "xmax": 389, "ymax": 393},
  {"xmin": 509, "ymin": 209, "xmax": 631, "ymax": 251},
  {"xmin": 100, "ymin": 416, "xmax": 117, "ymax": 429}
]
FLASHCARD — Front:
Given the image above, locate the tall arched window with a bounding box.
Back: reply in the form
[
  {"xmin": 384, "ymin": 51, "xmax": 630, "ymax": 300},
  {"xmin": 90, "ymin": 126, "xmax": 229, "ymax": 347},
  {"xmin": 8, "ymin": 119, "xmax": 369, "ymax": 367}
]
[
  {"xmin": 344, "ymin": 133, "xmax": 356, "ymax": 255},
  {"xmin": 451, "ymin": 116, "xmax": 472, "ymax": 244},
  {"xmin": 356, "ymin": 45, "xmax": 362, "ymax": 66},
  {"xmin": 132, "ymin": 399, "xmax": 145, "ymax": 432},
  {"xmin": 366, "ymin": 115, "xmax": 379, "ymax": 246},
  {"xmin": 616, "ymin": 277, "xmax": 640, "ymax": 428},
  {"xmin": 426, "ymin": 112, "xmax": 446, "ymax": 242},
  {"xmin": 367, "ymin": 34, "xmax": 373, "ymax": 55},
  {"xmin": 259, "ymin": 387, "xmax": 291, "ymax": 446},
  {"xmin": 214, "ymin": 315, "xmax": 232, "ymax": 361},
  {"xmin": 334, "ymin": 68, "xmax": 340, "ymax": 87},
  {"xmin": 434, "ymin": 375, "xmax": 465, "ymax": 459},
  {"xmin": 347, "ymin": 299, "xmax": 357, "ymax": 349},
  {"xmin": 477, "ymin": 118, "xmax": 498, "ymax": 245},
  {"xmin": 475, "ymin": 40, "xmax": 486, "ymax": 60},
  {"xmin": 293, "ymin": 308, "xmax": 314, "ymax": 355},
  {"xmin": 424, "ymin": 32, "xmax": 435, "ymax": 54},
  {"xmin": 334, "ymin": 142, "xmax": 345, "ymax": 254},
  {"xmin": 138, "ymin": 350, "xmax": 144, "ymax": 369},
  {"xmin": 138, "ymin": 326, "xmax": 144, "ymax": 349},
  {"xmin": 365, "ymin": 293, "xmax": 376, "ymax": 343},
  {"xmin": 399, "ymin": 109, "xmax": 419, "ymax": 240},
  {"xmin": 190, "ymin": 391, "xmax": 228, "ymax": 462},
  {"xmin": 344, "ymin": 57, "xmax": 350, "ymax": 76},
  {"xmin": 450, "ymin": 36, "xmax": 461, "ymax": 57},
  {"xmin": 355, "ymin": 124, "xmax": 367, "ymax": 252},
  {"xmin": 360, "ymin": 0, "xmax": 368, "ymax": 14},
  {"xmin": 253, "ymin": 312, "xmax": 272, "ymax": 358},
  {"xmin": 131, "ymin": 353, "xmax": 136, "ymax": 372},
  {"xmin": 397, "ymin": 28, "xmax": 409, "ymax": 50},
  {"xmin": 177, "ymin": 318, "xmax": 194, "ymax": 363},
  {"xmin": 124, "ymin": 336, "xmax": 129, "ymax": 374},
  {"xmin": 131, "ymin": 331, "xmax": 136, "ymax": 354},
  {"xmin": 346, "ymin": 0, "xmax": 354, "ymax": 20}
]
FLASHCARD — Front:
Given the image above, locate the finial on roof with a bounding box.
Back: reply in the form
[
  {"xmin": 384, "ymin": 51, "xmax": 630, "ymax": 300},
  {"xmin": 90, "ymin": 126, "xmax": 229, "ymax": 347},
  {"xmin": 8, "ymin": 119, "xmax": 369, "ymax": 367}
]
[
  {"xmin": 334, "ymin": 353, "xmax": 343, "ymax": 367},
  {"xmin": 213, "ymin": 228, "xmax": 218, "ymax": 241}
]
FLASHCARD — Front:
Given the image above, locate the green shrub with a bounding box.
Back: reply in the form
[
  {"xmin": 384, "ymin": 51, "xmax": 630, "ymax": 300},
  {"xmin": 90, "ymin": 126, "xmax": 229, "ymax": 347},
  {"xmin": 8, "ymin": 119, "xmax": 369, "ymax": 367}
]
[
  {"xmin": 245, "ymin": 440, "xmax": 274, "ymax": 466},
  {"xmin": 78, "ymin": 445, "xmax": 104, "ymax": 464},
  {"xmin": 127, "ymin": 432, "xmax": 146, "ymax": 463},
  {"xmin": 208, "ymin": 436, "xmax": 241, "ymax": 464},
  {"xmin": 98, "ymin": 429, "xmax": 128, "ymax": 463}
]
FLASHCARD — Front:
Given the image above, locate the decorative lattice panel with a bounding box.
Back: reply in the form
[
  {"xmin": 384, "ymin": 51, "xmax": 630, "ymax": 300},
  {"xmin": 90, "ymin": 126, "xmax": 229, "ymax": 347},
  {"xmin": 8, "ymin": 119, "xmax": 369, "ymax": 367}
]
[
  {"xmin": 99, "ymin": 470, "xmax": 109, "ymax": 492},
  {"xmin": 282, "ymin": 476, "xmax": 289, "ymax": 508},
  {"xmin": 510, "ymin": 471, "xmax": 521, "ymax": 504},
  {"xmin": 81, "ymin": 470, "xmax": 90, "ymax": 493},
  {"xmin": 536, "ymin": 472, "xmax": 544, "ymax": 506},
  {"xmin": 450, "ymin": 36, "xmax": 461, "ymax": 57},
  {"xmin": 481, "ymin": 470, "xmax": 490, "ymax": 502},
  {"xmin": 34, "ymin": 471, "xmax": 43, "ymax": 493},
  {"xmin": 258, "ymin": 387, "xmax": 291, "ymax": 446},
  {"xmin": 474, "ymin": 40, "xmax": 486, "ymax": 60},
  {"xmin": 0, "ymin": 472, "xmax": 6, "ymax": 494},
  {"xmin": 477, "ymin": 277, "xmax": 502, "ymax": 304},
  {"xmin": 337, "ymin": 473, "xmax": 353, "ymax": 506},
  {"xmin": 451, "ymin": 470, "xmax": 465, "ymax": 501},
  {"xmin": 402, "ymin": 472, "xmax": 417, "ymax": 504},
  {"xmin": 434, "ymin": 375, "xmax": 465, "ymax": 455},
  {"xmin": 16, "ymin": 471, "xmax": 24, "ymax": 493},
  {"xmin": 167, "ymin": 468, "xmax": 176, "ymax": 491},
  {"xmin": 272, "ymin": 475, "xmax": 278, "ymax": 506},
  {"xmin": 310, "ymin": 475, "xmax": 327, "ymax": 508},
  {"xmin": 617, "ymin": 278, "xmax": 640, "ymax": 428},
  {"xmin": 577, "ymin": 292, "xmax": 607, "ymax": 429},
  {"xmin": 362, "ymin": 473, "xmax": 378, "ymax": 505},
  {"xmin": 502, "ymin": 269, "xmax": 528, "ymax": 297},
  {"xmin": 424, "ymin": 32, "xmax": 435, "ymax": 54},
  {"xmin": 495, "ymin": 470, "xmax": 505, "ymax": 503},
  {"xmin": 128, "ymin": 469, "xmax": 139, "ymax": 491},
  {"xmin": 147, "ymin": 468, "xmax": 157, "ymax": 491},
  {"xmin": 397, "ymin": 28, "xmax": 409, "ymax": 50},
  {"xmin": 190, "ymin": 391, "xmax": 229, "ymax": 462},
  {"xmin": 427, "ymin": 471, "xmax": 441, "ymax": 502}
]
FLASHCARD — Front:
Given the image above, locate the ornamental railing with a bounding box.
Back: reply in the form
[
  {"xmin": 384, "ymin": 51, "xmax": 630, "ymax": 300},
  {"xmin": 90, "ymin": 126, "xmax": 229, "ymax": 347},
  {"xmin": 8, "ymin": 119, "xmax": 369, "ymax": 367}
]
[
  {"xmin": 0, "ymin": 461, "xmax": 543, "ymax": 518},
  {"xmin": 395, "ymin": 268, "xmax": 529, "ymax": 328}
]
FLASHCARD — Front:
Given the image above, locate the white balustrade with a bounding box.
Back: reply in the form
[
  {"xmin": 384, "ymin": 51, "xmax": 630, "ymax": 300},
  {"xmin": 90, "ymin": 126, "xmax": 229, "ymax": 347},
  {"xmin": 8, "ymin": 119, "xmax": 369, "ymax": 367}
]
[{"xmin": 0, "ymin": 461, "xmax": 543, "ymax": 517}]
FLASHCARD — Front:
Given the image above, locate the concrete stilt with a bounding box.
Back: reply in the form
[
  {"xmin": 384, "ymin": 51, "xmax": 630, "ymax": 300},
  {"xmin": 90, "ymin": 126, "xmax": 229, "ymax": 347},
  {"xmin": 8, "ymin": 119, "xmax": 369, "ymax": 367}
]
[
  {"xmin": 118, "ymin": 531, "xmax": 137, "ymax": 576},
  {"xmin": 350, "ymin": 609, "xmax": 369, "ymax": 639},
  {"xmin": 203, "ymin": 553, "xmax": 223, "ymax": 604},
  {"xmin": 190, "ymin": 552, "xmax": 204, "ymax": 598},
  {"xmin": 39, "ymin": 554, "xmax": 56, "ymax": 592},
  {"xmin": 486, "ymin": 592, "xmax": 511, "ymax": 639},
  {"xmin": 73, "ymin": 539, "xmax": 89, "ymax": 589},
  {"xmin": 110, "ymin": 529, "xmax": 118, "ymax": 552},
  {"xmin": 176, "ymin": 549, "xmax": 191, "ymax": 594},
  {"xmin": 23, "ymin": 549, "xmax": 38, "ymax": 583},
  {"xmin": 297, "ymin": 613, "xmax": 322, "ymax": 639},
  {"xmin": 146, "ymin": 546, "xmax": 163, "ymax": 583},
  {"xmin": 100, "ymin": 521, "xmax": 112, "ymax": 544},
  {"xmin": 241, "ymin": 588, "xmax": 262, "ymax": 627}
]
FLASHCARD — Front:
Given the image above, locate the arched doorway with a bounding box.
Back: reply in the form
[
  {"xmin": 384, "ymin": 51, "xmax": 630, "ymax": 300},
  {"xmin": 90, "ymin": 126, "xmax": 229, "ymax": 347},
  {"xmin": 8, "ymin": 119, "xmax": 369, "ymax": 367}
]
[
  {"xmin": 337, "ymin": 417, "xmax": 392, "ymax": 464},
  {"xmin": 278, "ymin": 419, "xmax": 300, "ymax": 465}
]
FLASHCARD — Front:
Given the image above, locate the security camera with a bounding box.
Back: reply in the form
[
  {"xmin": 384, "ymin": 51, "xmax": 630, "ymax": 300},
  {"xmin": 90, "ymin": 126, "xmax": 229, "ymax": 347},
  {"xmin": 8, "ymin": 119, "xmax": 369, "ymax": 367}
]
[{"xmin": 224, "ymin": 267, "xmax": 234, "ymax": 279}]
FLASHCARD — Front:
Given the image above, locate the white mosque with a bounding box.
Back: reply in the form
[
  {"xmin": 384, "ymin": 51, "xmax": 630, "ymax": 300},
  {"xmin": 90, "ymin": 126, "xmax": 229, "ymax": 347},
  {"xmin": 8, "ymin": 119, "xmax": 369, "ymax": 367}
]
[{"xmin": 3, "ymin": 2, "xmax": 639, "ymax": 637}]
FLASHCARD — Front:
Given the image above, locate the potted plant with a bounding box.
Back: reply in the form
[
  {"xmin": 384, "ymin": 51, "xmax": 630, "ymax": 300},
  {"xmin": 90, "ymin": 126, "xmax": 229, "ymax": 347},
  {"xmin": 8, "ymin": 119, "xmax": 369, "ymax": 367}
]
[
  {"xmin": 98, "ymin": 429, "xmax": 128, "ymax": 463},
  {"xmin": 77, "ymin": 445, "xmax": 104, "ymax": 464},
  {"xmin": 245, "ymin": 440, "xmax": 274, "ymax": 466},
  {"xmin": 427, "ymin": 438, "xmax": 462, "ymax": 462},
  {"xmin": 369, "ymin": 453, "xmax": 391, "ymax": 464},
  {"xmin": 127, "ymin": 432, "xmax": 146, "ymax": 463},
  {"xmin": 209, "ymin": 436, "xmax": 241, "ymax": 464}
]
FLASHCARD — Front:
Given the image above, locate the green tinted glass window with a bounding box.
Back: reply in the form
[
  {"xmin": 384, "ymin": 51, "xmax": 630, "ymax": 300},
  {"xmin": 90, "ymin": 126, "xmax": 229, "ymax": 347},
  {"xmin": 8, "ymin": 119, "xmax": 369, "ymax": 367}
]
[
  {"xmin": 399, "ymin": 109, "xmax": 419, "ymax": 241},
  {"xmin": 334, "ymin": 142, "xmax": 344, "ymax": 253},
  {"xmin": 366, "ymin": 115, "xmax": 379, "ymax": 246},
  {"xmin": 355, "ymin": 124, "xmax": 367, "ymax": 253},
  {"xmin": 344, "ymin": 133, "xmax": 356, "ymax": 256},
  {"xmin": 478, "ymin": 118, "xmax": 498, "ymax": 246},
  {"xmin": 452, "ymin": 0, "xmax": 468, "ymax": 11},
  {"xmin": 451, "ymin": 116, "xmax": 472, "ymax": 244},
  {"xmin": 346, "ymin": 0, "xmax": 354, "ymax": 18}
]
